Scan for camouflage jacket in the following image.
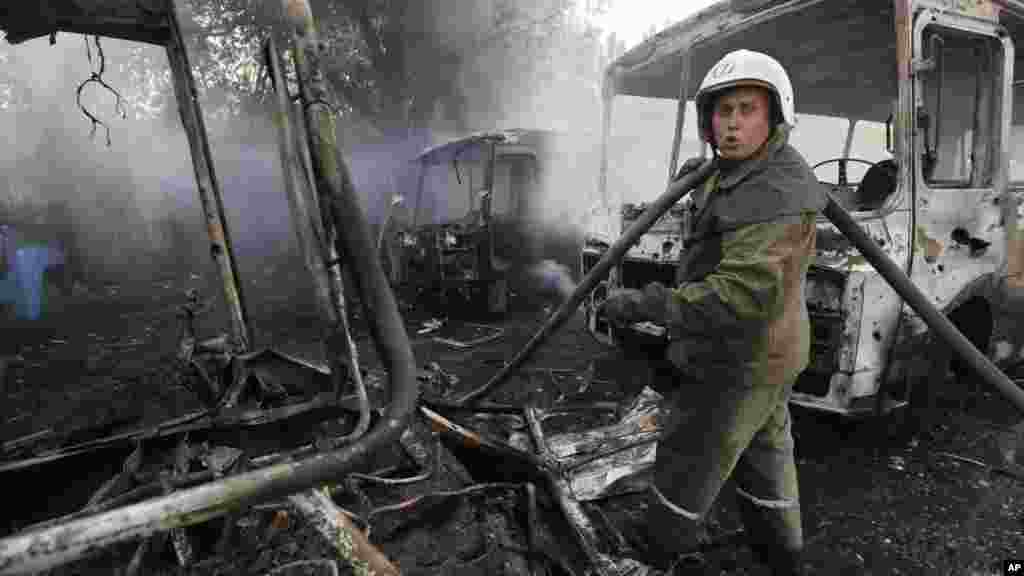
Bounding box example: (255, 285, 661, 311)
(664, 126, 827, 385)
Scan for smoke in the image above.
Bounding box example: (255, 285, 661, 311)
(0, 1, 620, 297)
(426, 2, 619, 237)
(0, 34, 192, 285)
(0, 23, 313, 305)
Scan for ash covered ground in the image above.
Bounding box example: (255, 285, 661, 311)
(2, 265, 1023, 576)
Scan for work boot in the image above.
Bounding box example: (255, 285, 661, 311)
(748, 542, 805, 576)
(737, 496, 805, 576)
(632, 488, 712, 573)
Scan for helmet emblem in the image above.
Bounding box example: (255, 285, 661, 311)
(709, 60, 735, 79)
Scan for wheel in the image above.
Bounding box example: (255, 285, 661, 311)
(905, 298, 993, 437)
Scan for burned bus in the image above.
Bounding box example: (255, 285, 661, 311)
(584, 0, 1024, 417)
(384, 129, 582, 317)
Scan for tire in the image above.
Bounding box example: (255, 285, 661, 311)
(906, 298, 992, 434)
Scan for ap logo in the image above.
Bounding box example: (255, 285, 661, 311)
(1007, 560, 1023, 574)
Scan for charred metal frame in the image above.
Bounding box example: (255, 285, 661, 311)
(165, 2, 252, 351)
(396, 131, 549, 315)
(0, 0, 417, 573)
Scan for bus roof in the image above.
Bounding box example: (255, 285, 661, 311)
(606, 0, 1024, 123)
(414, 129, 555, 165)
(1, 0, 172, 46)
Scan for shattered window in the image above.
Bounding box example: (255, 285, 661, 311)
(1011, 84, 1024, 183)
(492, 160, 513, 217)
(798, 116, 896, 212)
(919, 27, 1000, 187)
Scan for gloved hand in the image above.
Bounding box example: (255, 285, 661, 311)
(598, 288, 649, 328)
(599, 282, 675, 328)
(672, 157, 707, 182)
(640, 281, 672, 321)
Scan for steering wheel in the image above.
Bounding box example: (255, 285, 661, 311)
(811, 157, 877, 189)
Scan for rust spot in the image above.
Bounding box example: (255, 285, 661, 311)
(637, 413, 658, 432)
(461, 432, 482, 449)
(206, 221, 226, 245)
(271, 510, 290, 530)
(916, 226, 943, 263)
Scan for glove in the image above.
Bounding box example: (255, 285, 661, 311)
(640, 282, 672, 321)
(598, 288, 649, 328)
(672, 157, 707, 182)
(599, 282, 677, 328)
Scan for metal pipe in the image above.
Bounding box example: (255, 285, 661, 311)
(267, 33, 369, 437)
(265, 35, 337, 327)
(285, 0, 414, 411)
(164, 2, 252, 350)
(667, 52, 690, 183)
(823, 196, 1024, 414)
(284, 2, 372, 436)
(457, 159, 716, 405)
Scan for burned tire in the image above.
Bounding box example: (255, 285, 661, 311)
(947, 299, 994, 383)
(907, 298, 993, 433)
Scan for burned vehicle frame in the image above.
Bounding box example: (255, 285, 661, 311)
(0, 5, 651, 576)
(0, 1, 420, 574)
(385, 129, 571, 317)
(583, 0, 1024, 418)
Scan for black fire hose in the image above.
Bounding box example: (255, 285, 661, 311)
(822, 196, 1024, 414)
(456, 160, 717, 405)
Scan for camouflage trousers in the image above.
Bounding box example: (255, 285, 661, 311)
(645, 363, 803, 572)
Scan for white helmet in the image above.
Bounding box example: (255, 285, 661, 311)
(695, 49, 795, 144)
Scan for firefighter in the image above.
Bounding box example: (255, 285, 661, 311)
(600, 49, 826, 574)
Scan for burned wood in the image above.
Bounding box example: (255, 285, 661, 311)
(433, 330, 505, 350)
(522, 406, 616, 576)
(522, 482, 539, 576)
(365, 482, 522, 525)
(265, 558, 339, 576)
(583, 501, 632, 555)
(125, 529, 167, 576)
(347, 427, 437, 486)
(423, 395, 620, 415)
(932, 451, 1024, 482)
(75, 35, 127, 147)
(1, 429, 54, 455)
(499, 543, 580, 576)
(419, 406, 547, 474)
(17, 441, 328, 537)
(168, 436, 196, 568)
(288, 488, 400, 576)
(216, 451, 252, 556)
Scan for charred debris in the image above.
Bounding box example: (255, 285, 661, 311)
(0, 2, 673, 576)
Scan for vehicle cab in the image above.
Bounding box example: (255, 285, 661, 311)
(386, 129, 554, 316)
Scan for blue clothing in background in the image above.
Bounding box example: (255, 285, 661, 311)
(0, 243, 63, 321)
(14, 246, 51, 320)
